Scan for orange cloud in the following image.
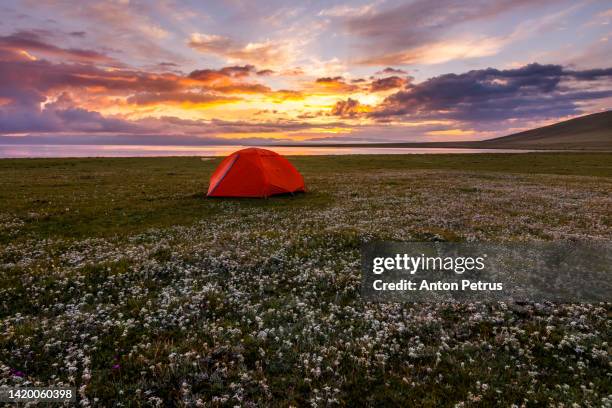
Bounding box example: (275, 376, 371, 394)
(210, 84, 271, 95)
(330, 98, 371, 118)
(126, 92, 240, 107)
(314, 76, 359, 93)
(270, 89, 305, 101)
(188, 33, 292, 68)
(358, 37, 507, 65)
(426, 129, 476, 136)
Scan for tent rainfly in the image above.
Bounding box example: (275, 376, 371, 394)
(207, 148, 306, 198)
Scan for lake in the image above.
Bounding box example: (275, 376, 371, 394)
(0, 144, 539, 158)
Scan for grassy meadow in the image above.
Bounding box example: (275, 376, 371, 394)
(0, 153, 611, 406)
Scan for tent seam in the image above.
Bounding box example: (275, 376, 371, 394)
(208, 154, 239, 196)
(255, 151, 269, 197)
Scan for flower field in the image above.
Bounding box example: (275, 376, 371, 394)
(1, 153, 611, 406)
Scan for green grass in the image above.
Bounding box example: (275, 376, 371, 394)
(1, 153, 610, 242)
(0, 153, 610, 406)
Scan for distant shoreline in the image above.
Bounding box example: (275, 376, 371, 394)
(273, 142, 610, 151)
(277, 111, 612, 151)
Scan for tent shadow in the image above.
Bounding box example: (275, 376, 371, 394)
(205, 191, 307, 200)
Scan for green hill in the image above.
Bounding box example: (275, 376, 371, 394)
(284, 110, 612, 150)
(480, 110, 612, 150)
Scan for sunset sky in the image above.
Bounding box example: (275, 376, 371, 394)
(0, 0, 611, 145)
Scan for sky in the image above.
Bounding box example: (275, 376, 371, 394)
(0, 0, 611, 145)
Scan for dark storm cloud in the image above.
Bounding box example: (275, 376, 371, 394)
(564, 67, 612, 80)
(371, 63, 612, 122)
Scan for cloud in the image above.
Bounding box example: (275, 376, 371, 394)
(268, 89, 304, 101)
(0, 133, 297, 146)
(313, 76, 358, 93)
(370, 76, 408, 92)
(280, 67, 305, 76)
(2, 2, 610, 144)
(0, 90, 347, 138)
(347, 0, 543, 45)
(0, 56, 272, 104)
(256, 69, 275, 76)
(315, 76, 344, 83)
(359, 36, 507, 65)
(150, 62, 181, 73)
(126, 92, 240, 107)
(315, 74, 408, 94)
(217, 65, 256, 77)
(0, 59, 184, 97)
(187, 65, 282, 95)
(26, 1, 183, 64)
(0, 56, 280, 134)
(188, 65, 256, 82)
(0, 30, 116, 63)
(331, 98, 370, 118)
(187, 34, 234, 53)
(376, 67, 407, 75)
(561, 37, 612, 70)
(593, 8, 612, 24)
(318, 3, 376, 18)
(0, 92, 140, 133)
(211, 84, 272, 95)
(371, 63, 612, 124)
(343, 0, 558, 65)
(188, 33, 292, 68)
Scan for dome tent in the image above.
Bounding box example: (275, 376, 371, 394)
(207, 148, 306, 198)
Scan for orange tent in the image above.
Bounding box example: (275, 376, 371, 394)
(207, 148, 306, 197)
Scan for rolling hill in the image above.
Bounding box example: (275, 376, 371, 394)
(477, 110, 612, 150)
(284, 110, 612, 150)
